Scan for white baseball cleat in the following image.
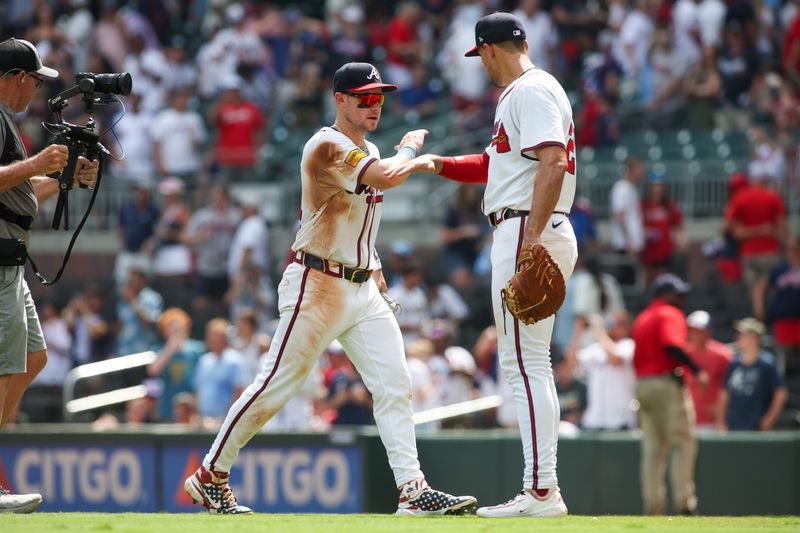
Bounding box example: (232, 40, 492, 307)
(477, 487, 568, 518)
(395, 477, 477, 516)
(0, 487, 42, 514)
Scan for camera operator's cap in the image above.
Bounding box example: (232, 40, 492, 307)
(734, 317, 766, 336)
(0, 38, 58, 79)
(333, 62, 397, 94)
(653, 273, 690, 296)
(465, 12, 526, 57)
(687, 310, 711, 330)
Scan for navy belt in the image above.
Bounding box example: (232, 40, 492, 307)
(487, 209, 569, 228)
(294, 251, 372, 283)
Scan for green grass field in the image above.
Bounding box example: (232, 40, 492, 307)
(4, 514, 800, 533)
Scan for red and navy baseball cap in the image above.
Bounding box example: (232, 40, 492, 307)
(465, 12, 527, 57)
(0, 38, 58, 78)
(333, 62, 397, 93)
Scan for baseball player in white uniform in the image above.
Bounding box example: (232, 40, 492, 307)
(184, 62, 476, 516)
(388, 13, 577, 518)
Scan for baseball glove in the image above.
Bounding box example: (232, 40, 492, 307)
(501, 243, 566, 325)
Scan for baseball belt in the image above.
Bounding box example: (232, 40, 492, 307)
(295, 251, 372, 283)
(487, 209, 570, 228)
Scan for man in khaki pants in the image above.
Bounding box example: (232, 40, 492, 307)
(632, 274, 709, 515)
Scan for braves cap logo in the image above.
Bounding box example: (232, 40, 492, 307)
(368, 66, 379, 81)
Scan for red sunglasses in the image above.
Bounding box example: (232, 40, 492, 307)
(348, 92, 385, 108)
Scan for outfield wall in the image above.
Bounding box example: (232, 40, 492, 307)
(1, 428, 798, 514)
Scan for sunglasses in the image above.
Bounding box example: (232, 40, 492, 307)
(2, 69, 44, 89)
(29, 74, 44, 89)
(348, 92, 384, 108)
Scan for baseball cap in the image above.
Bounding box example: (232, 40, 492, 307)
(734, 317, 766, 336)
(653, 273, 690, 296)
(687, 310, 711, 330)
(465, 12, 527, 57)
(0, 38, 58, 79)
(333, 62, 397, 94)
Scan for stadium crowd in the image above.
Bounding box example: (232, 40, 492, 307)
(0, 0, 797, 433)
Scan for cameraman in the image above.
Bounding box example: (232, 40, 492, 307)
(0, 38, 98, 514)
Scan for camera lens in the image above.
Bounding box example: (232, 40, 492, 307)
(92, 73, 133, 96)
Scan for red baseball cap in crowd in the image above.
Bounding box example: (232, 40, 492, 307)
(0, 38, 58, 78)
(333, 62, 397, 93)
(465, 12, 527, 57)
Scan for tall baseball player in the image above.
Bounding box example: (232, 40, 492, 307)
(388, 13, 577, 517)
(184, 62, 476, 516)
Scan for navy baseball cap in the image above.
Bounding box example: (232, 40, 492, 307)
(0, 38, 58, 78)
(653, 273, 691, 296)
(465, 12, 527, 57)
(333, 62, 397, 94)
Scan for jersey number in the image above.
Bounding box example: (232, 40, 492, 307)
(566, 123, 576, 175)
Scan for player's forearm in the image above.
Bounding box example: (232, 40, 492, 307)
(31, 176, 61, 203)
(524, 161, 566, 244)
(0, 159, 40, 194)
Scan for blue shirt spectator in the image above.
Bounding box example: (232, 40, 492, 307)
(119, 186, 159, 253)
(116, 270, 163, 356)
(192, 319, 247, 419)
(723, 357, 785, 430)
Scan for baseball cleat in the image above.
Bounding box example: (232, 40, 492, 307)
(0, 486, 42, 514)
(184, 465, 252, 515)
(477, 487, 568, 518)
(395, 477, 477, 516)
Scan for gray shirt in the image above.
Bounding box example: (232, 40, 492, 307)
(185, 206, 241, 277)
(0, 101, 37, 245)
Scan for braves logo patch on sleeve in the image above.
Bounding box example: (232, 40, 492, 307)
(345, 148, 369, 167)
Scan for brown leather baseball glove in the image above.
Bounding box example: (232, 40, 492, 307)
(501, 243, 566, 325)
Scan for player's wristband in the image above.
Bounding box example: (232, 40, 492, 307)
(397, 144, 417, 160)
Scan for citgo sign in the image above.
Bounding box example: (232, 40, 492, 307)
(0, 445, 157, 512)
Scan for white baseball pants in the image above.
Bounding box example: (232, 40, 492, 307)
(203, 262, 423, 487)
(491, 212, 578, 490)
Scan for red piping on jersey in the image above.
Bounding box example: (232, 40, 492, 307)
(355, 190, 374, 269)
(520, 141, 566, 162)
(440, 153, 489, 184)
(365, 193, 378, 269)
(512, 215, 539, 489)
(497, 67, 538, 106)
(355, 158, 377, 192)
(209, 266, 311, 470)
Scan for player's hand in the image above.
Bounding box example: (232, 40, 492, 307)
(74, 157, 100, 188)
(33, 144, 69, 175)
(385, 154, 439, 179)
(395, 129, 429, 152)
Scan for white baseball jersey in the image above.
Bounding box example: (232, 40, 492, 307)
(482, 68, 576, 216)
(292, 127, 383, 270)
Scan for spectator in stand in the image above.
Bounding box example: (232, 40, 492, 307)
(748, 127, 787, 187)
(146, 308, 205, 422)
(633, 274, 708, 516)
(231, 308, 271, 383)
(227, 198, 272, 325)
(152, 177, 193, 308)
(183, 185, 241, 322)
(406, 339, 437, 415)
(640, 172, 687, 283)
(21, 301, 72, 423)
(387, 262, 431, 349)
(121, 30, 168, 114)
(683, 310, 734, 432)
(716, 23, 759, 131)
(724, 171, 787, 302)
(425, 269, 469, 329)
(161, 36, 198, 93)
(566, 254, 626, 352)
(64, 287, 113, 364)
(110, 92, 155, 186)
(782, 7, 800, 85)
(643, 26, 693, 129)
(718, 318, 788, 431)
(210, 75, 267, 183)
(610, 157, 645, 259)
(287, 63, 324, 128)
(553, 348, 587, 427)
(672, 0, 703, 67)
(440, 346, 481, 428)
(754, 237, 800, 366)
(325, 341, 373, 426)
(114, 184, 159, 288)
(151, 88, 207, 184)
(513, 0, 559, 73)
(173, 392, 201, 427)
(441, 184, 488, 288)
(396, 63, 439, 118)
(576, 312, 636, 431)
(683, 47, 722, 129)
(611, 0, 656, 81)
(326, 5, 371, 73)
(115, 268, 163, 357)
(697, 0, 727, 49)
(385, 2, 424, 87)
(714, 172, 749, 284)
(193, 319, 248, 421)
(569, 194, 597, 251)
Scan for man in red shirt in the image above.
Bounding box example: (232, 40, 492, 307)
(633, 274, 708, 515)
(724, 174, 787, 294)
(683, 310, 733, 431)
(210, 76, 266, 183)
(385, 2, 423, 87)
